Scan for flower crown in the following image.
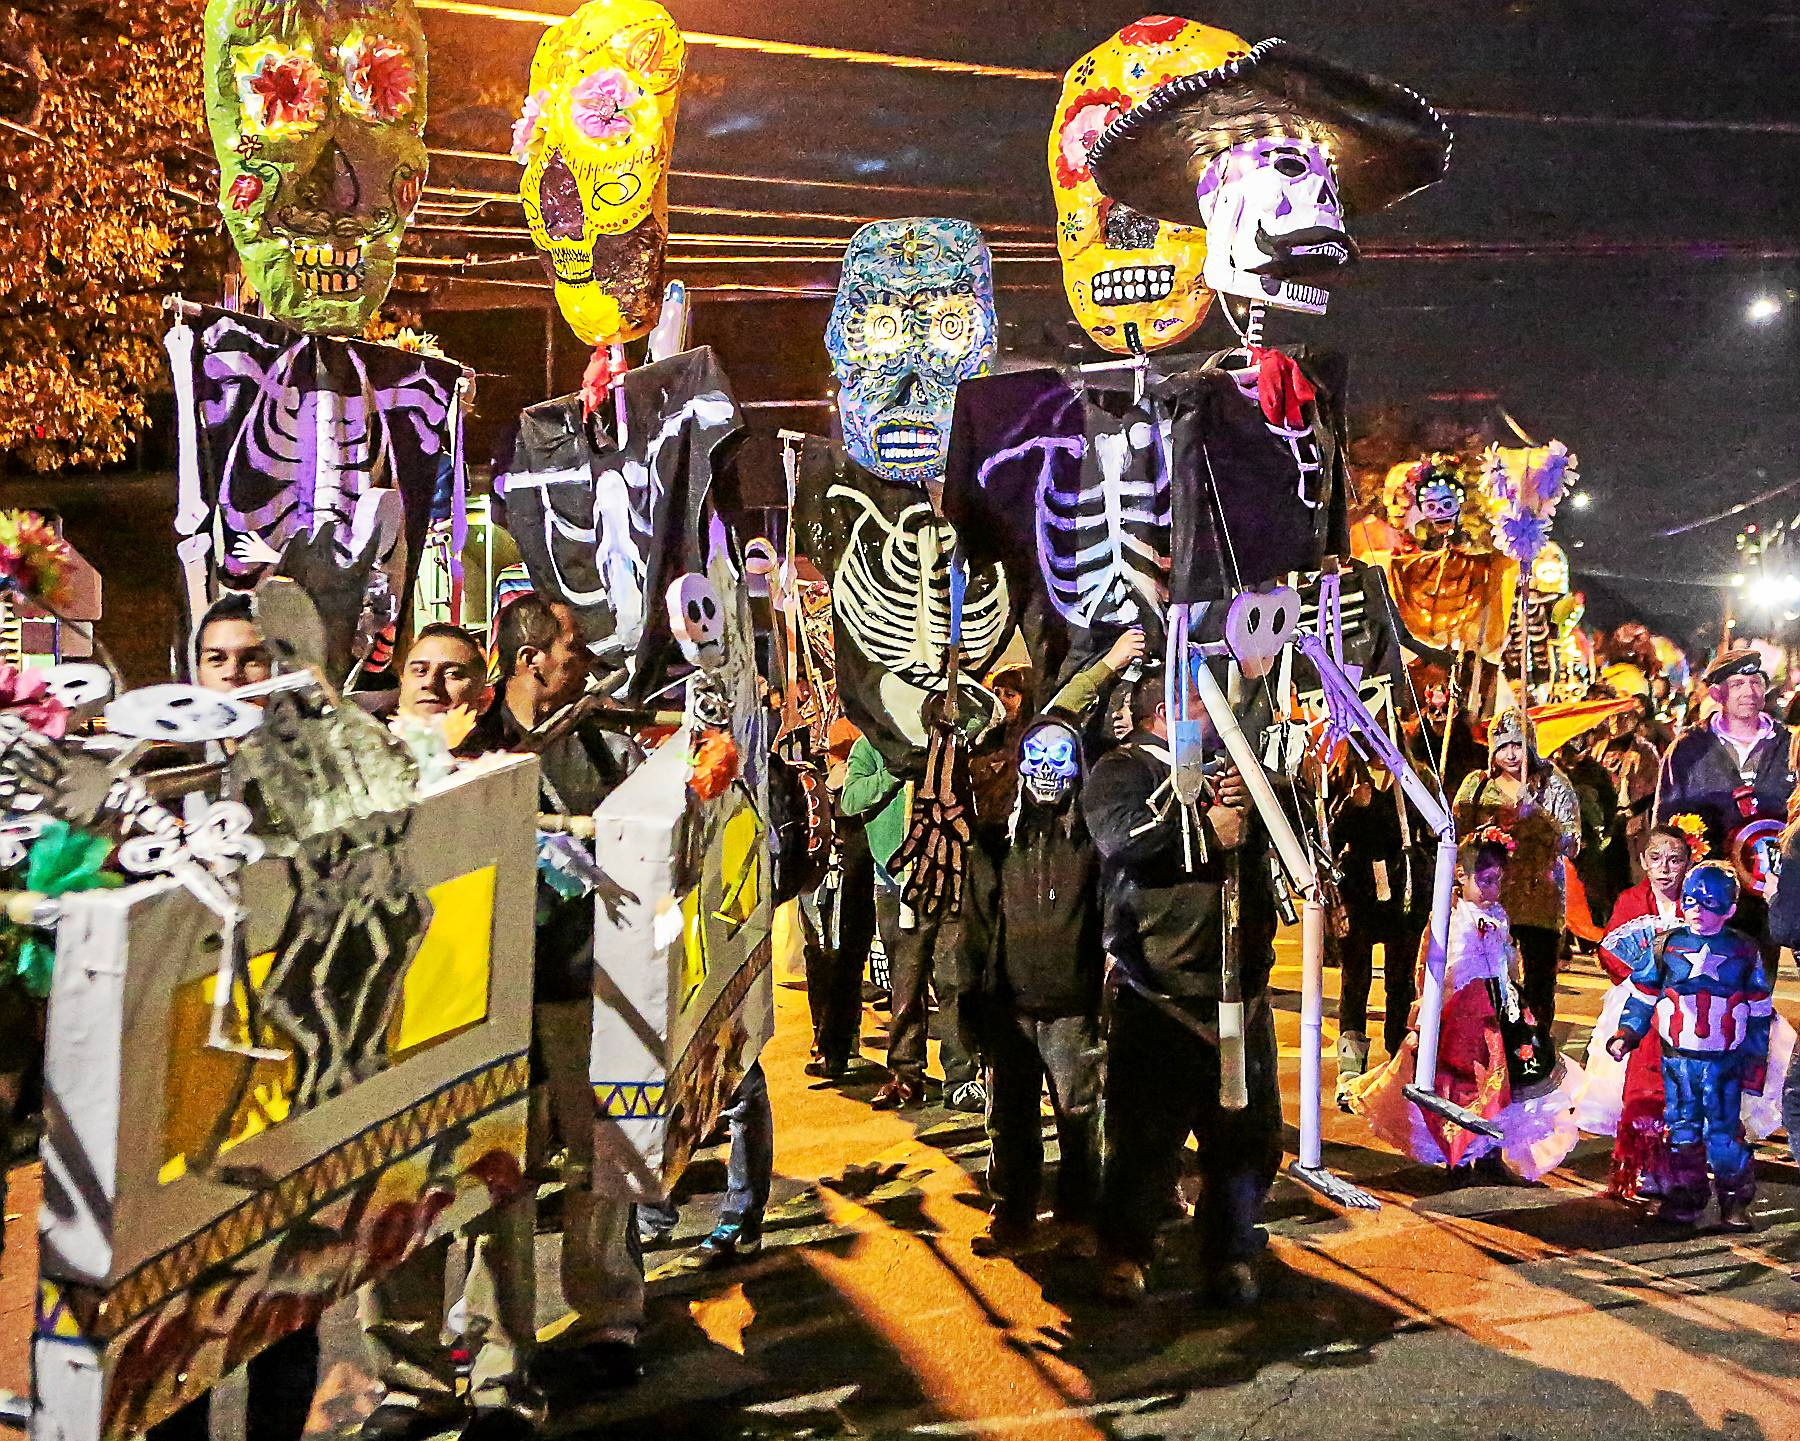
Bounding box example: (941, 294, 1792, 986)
(1668, 812, 1709, 863)
(1466, 824, 1517, 856)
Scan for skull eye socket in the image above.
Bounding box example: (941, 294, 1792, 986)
(857, 304, 906, 355)
(234, 41, 327, 137)
(928, 297, 978, 359)
(339, 33, 419, 125)
(1272, 153, 1309, 179)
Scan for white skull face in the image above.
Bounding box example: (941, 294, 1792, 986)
(1019, 721, 1080, 807)
(104, 685, 263, 744)
(1195, 137, 1353, 315)
(667, 573, 725, 671)
(39, 663, 114, 714)
(1224, 585, 1301, 677)
(1417, 479, 1463, 527)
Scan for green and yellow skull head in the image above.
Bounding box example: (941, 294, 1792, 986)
(514, 0, 686, 347)
(203, 0, 429, 334)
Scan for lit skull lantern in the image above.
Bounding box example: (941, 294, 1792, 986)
(514, 0, 685, 347)
(1049, 17, 1248, 355)
(203, 0, 429, 335)
(1088, 35, 1451, 318)
(825, 219, 996, 485)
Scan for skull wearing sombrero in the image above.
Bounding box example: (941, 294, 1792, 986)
(1088, 37, 1451, 315)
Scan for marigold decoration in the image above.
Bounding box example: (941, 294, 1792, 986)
(0, 664, 70, 740)
(234, 40, 328, 135)
(0, 510, 75, 614)
(1669, 811, 1710, 862)
(688, 728, 740, 801)
(1467, 823, 1518, 856)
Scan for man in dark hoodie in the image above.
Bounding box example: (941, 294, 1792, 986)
(1083, 667, 1279, 1309)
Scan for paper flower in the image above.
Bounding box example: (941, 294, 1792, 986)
(1482, 440, 1578, 562)
(570, 68, 641, 141)
(236, 41, 327, 134)
(0, 510, 74, 614)
(226, 173, 264, 211)
(688, 728, 740, 800)
(580, 341, 628, 417)
(1054, 88, 1129, 188)
(341, 33, 418, 124)
(15, 822, 120, 998)
(1119, 16, 1191, 46)
(0, 665, 68, 739)
(1669, 811, 1710, 862)
(511, 88, 549, 161)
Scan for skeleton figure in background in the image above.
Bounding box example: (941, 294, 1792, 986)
(514, 0, 686, 346)
(826, 219, 997, 485)
(201, 0, 429, 334)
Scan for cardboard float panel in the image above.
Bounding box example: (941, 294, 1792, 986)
(32, 756, 539, 1441)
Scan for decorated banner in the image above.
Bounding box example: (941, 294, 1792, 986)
(587, 534, 773, 1196)
(503, 346, 744, 698)
(202, 0, 429, 335)
(164, 304, 463, 681)
(33, 757, 539, 1441)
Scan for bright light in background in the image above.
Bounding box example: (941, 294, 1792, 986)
(1747, 294, 1784, 324)
(1730, 573, 1746, 588)
(1747, 573, 1800, 609)
(1570, 491, 1592, 511)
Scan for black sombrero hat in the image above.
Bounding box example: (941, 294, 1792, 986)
(1087, 38, 1452, 229)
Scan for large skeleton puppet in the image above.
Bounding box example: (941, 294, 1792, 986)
(1048, 23, 1460, 1209)
(202, 0, 430, 335)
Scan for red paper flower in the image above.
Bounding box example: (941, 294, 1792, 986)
(342, 34, 418, 123)
(0, 510, 73, 614)
(0, 665, 69, 740)
(1053, 87, 1130, 189)
(226, 173, 264, 211)
(1119, 16, 1190, 47)
(239, 43, 326, 133)
(579, 342, 628, 418)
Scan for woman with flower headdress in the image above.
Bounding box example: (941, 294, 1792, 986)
(1347, 828, 1584, 1179)
(1453, 707, 1582, 1052)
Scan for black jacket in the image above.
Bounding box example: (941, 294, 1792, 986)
(1082, 732, 1277, 1021)
(460, 699, 635, 1002)
(1655, 720, 1794, 853)
(963, 799, 1104, 1018)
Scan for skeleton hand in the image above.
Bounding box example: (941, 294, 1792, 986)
(231, 533, 285, 567)
(892, 723, 973, 919)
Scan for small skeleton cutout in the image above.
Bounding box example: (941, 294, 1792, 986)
(668, 572, 726, 671)
(39, 663, 113, 716)
(1224, 585, 1301, 677)
(104, 685, 263, 744)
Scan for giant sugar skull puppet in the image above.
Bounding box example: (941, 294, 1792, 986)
(826, 219, 997, 485)
(514, 0, 685, 347)
(203, 0, 429, 334)
(1050, 17, 1240, 356)
(1087, 31, 1451, 324)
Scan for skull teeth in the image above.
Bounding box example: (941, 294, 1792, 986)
(290, 242, 369, 295)
(1090, 265, 1177, 308)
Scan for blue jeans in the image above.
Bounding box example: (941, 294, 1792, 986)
(721, 1059, 773, 1236)
(1783, 1048, 1800, 1173)
(1663, 1052, 1750, 1179)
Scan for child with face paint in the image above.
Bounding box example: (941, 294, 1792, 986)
(1606, 862, 1773, 1229)
(1348, 829, 1585, 1182)
(959, 630, 1143, 1258)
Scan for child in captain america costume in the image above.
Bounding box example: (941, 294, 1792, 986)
(1606, 861, 1772, 1230)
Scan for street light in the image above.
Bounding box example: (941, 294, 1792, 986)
(1748, 573, 1800, 609)
(1747, 294, 1784, 324)
(1570, 491, 1592, 511)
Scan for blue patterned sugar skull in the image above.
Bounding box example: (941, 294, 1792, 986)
(1019, 717, 1082, 807)
(826, 218, 996, 484)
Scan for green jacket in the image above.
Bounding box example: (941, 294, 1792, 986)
(842, 737, 908, 875)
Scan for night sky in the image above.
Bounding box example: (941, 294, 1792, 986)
(407, 1, 1800, 650)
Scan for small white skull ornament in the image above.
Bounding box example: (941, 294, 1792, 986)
(104, 685, 264, 744)
(667, 573, 726, 672)
(1224, 585, 1301, 677)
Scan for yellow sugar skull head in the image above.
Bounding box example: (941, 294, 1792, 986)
(515, 0, 685, 346)
(1050, 17, 1247, 355)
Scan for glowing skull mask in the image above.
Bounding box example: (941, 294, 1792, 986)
(1051, 17, 1245, 355)
(203, 0, 429, 335)
(515, 0, 685, 346)
(1195, 136, 1354, 315)
(1019, 720, 1081, 807)
(826, 219, 996, 485)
